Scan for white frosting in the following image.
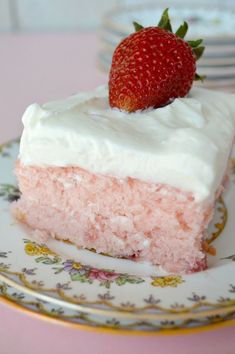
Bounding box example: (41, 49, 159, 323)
(19, 86, 235, 202)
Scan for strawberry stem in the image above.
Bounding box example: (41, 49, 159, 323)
(157, 8, 172, 32)
(175, 21, 188, 39)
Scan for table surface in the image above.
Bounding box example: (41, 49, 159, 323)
(0, 33, 235, 354)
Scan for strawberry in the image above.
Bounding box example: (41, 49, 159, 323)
(109, 9, 205, 112)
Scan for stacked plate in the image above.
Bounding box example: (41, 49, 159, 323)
(99, 1, 235, 91)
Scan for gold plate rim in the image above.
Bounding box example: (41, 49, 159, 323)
(1, 294, 235, 336)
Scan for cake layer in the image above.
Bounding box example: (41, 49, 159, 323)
(13, 161, 217, 274)
(19, 86, 235, 202)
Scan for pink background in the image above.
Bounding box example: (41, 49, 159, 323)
(0, 33, 235, 354)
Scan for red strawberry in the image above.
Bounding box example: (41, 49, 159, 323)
(109, 9, 205, 112)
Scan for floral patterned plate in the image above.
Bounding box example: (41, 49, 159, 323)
(0, 139, 235, 334)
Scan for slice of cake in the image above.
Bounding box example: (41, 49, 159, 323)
(14, 85, 235, 273)
(13, 10, 235, 273)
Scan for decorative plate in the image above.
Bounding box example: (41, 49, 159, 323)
(102, 3, 235, 40)
(0, 139, 235, 334)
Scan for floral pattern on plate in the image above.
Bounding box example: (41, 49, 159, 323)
(24, 239, 144, 289)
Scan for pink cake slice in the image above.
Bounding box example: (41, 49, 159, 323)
(13, 86, 235, 274)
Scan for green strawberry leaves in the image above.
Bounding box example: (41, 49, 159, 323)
(193, 46, 205, 60)
(157, 8, 173, 32)
(175, 21, 188, 38)
(187, 39, 203, 47)
(194, 73, 206, 82)
(133, 21, 143, 32)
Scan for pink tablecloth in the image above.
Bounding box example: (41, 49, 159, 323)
(0, 33, 235, 354)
